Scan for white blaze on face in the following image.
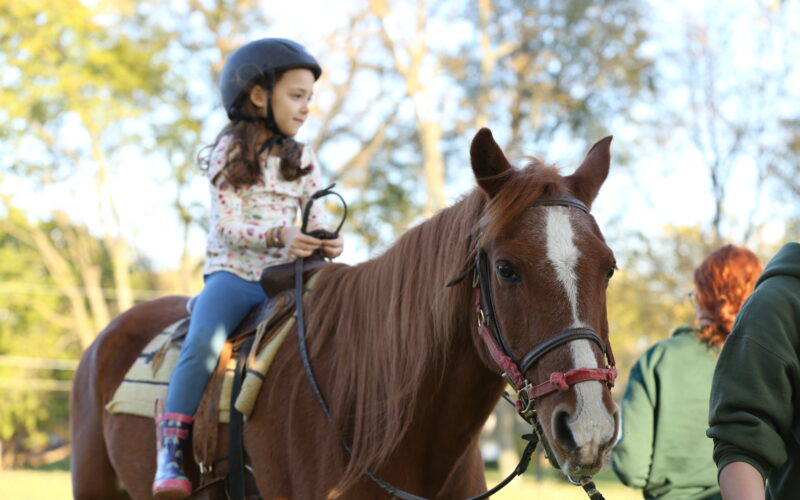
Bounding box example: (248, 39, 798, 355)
(544, 208, 614, 461)
(544, 208, 581, 326)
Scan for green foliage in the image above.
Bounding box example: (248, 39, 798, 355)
(450, 0, 656, 150)
(0, 217, 68, 356)
(605, 224, 767, 391)
(0, 0, 171, 179)
(0, 0, 266, 463)
(0, 215, 74, 462)
(0, 211, 158, 463)
(317, 0, 656, 252)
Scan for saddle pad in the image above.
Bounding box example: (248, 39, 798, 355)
(105, 316, 293, 422)
(105, 319, 238, 422)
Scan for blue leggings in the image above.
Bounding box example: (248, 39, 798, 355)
(165, 271, 267, 416)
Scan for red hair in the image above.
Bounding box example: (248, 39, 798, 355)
(693, 244, 762, 348)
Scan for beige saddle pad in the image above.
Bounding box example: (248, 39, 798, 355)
(105, 314, 294, 422)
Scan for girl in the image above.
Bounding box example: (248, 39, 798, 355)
(153, 38, 344, 498)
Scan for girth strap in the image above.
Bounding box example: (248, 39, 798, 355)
(228, 335, 254, 500)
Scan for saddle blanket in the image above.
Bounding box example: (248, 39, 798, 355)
(105, 313, 294, 422)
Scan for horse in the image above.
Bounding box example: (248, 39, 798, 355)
(70, 127, 619, 499)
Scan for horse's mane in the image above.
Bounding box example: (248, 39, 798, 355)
(307, 158, 566, 490)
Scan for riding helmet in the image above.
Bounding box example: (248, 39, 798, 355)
(219, 38, 321, 120)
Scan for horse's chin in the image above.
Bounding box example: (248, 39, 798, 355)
(541, 388, 618, 479)
(558, 453, 605, 478)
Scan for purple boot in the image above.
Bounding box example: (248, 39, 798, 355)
(153, 408, 194, 498)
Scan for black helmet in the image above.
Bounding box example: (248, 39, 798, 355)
(219, 38, 321, 119)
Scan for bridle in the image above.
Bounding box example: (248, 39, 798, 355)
(452, 195, 617, 498)
(472, 196, 617, 427)
(288, 191, 615, 500)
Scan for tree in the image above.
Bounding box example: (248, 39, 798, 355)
(453, 0, 656, 153)
(0, 0, 173, 348)
(0, 210, 150, 467)
(0, 0, 267, 349)
(309, 0, 656, 252)
(646, 1, 800, 244)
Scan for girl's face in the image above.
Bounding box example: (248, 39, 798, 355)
(250, 68, 315, 137)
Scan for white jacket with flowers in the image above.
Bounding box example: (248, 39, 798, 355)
(203, 135, 328, 281)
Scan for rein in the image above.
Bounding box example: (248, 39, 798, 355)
(290, 189, 613, 500)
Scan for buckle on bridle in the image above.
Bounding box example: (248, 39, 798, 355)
(476, 309, 486, 326)
(502, 373, 537, 423)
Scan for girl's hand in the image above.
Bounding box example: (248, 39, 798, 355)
(281, 226, 322, 258)
(321, 235, 344, 259)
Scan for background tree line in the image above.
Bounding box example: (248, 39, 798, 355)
(0, 0, 798, 469)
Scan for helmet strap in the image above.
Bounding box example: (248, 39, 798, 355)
(227, 109, 269, 124)
(230, 81, 289, 156)
(258, 94, 287, 155)
(258, 133, 285, 156)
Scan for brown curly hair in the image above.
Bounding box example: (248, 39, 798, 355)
(201, 72, 310, 189)
(693, 244, 763, 348)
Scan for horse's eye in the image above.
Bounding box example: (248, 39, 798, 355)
(495, 261, 520, 282)
(605, 264, 617, 281)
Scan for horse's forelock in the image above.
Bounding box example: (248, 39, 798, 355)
(480, 161, 566, 243)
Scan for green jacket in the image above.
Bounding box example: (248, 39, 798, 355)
(613, 326, 722, 500)
(708, 242, 800, 500)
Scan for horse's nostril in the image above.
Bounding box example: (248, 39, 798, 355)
(554, 410, 577, 452)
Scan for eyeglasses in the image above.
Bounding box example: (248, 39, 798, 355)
(687, 289, 698, 307)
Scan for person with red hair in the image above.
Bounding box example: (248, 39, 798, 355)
(612, 244, 763, 500)
(708, 242, 800, 499)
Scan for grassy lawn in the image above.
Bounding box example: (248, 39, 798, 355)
(0, 462, 641, 499)
(486, 468, 641, 499)
(0, 468, 72, 500)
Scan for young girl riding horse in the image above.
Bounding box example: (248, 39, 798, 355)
(153, 38, 344, 498)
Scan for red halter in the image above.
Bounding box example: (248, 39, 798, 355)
(470, 195, 617, 421)
(473, 290, 617, 417)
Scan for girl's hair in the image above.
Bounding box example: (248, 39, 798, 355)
(200, 71, 311, 189)
(693, 244, 763, 348)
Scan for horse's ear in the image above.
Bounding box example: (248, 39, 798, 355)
(470, 127, 512, 198)
(566, 136, 612, 208)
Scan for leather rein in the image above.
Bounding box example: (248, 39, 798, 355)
(291, 190, 614, 500)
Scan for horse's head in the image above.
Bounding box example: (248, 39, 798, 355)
(469, 128, 618, 479)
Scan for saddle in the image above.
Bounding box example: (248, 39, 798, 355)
(185, 255, 328, 495)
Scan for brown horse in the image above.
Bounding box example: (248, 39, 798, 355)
(71, 128, 619, 499)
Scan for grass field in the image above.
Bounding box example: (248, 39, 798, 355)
(0, 462, 641, 499)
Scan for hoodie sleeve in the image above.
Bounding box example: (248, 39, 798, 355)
(707, 277, 800, 481)
(612, 346, 658, 488)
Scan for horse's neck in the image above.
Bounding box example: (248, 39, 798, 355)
(377, 196, 506, 479)
(387, 318, 506, 488)
(307, 193, 504, 490)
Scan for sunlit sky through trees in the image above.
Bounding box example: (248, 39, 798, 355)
(2, 0, 798, 268)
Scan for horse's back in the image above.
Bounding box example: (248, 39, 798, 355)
(71, 295, 188, 500)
